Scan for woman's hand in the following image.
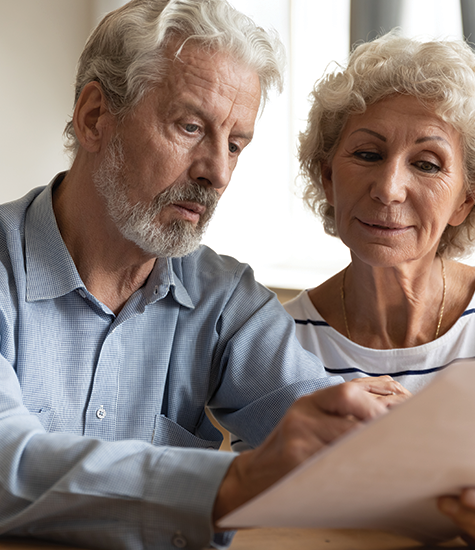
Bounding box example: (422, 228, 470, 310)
(438, 489, 475, 545)
(348, 375, 412, 408)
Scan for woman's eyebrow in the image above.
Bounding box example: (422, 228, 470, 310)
(415, 135, 449, 145)
(349, 129, 451, 147)
(349, 128, 386, 141)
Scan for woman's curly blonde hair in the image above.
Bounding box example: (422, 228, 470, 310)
(299, 32, 475, 258)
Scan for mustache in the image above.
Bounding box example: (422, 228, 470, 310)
(152, 180, 219, 213)
(97, 133, 220, 212)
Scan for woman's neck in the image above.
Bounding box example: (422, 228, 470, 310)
(309, 256, 475, 349)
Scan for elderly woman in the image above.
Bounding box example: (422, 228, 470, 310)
(283, 33, 475, 538)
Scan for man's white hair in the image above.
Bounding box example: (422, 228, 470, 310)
(64, 0, 285, 157)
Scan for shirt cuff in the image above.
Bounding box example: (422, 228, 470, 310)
(142, 447, 238, 549)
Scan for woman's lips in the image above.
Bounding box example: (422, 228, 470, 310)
(357, 218, 411, 234)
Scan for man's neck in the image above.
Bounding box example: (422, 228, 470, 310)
(52, 165, 157, 315)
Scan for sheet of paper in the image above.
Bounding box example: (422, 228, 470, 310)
(220, 359, 475, 543)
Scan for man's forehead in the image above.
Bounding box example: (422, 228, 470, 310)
(162, 39, 261, 105)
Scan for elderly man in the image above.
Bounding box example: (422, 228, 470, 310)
(0, 1, 405, 548)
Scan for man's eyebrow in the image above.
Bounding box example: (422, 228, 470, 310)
(179, 101, 210, 120)
(178, 101, 254, 141)
(233, 130, 254, 142)
(349, 128, 386, 141)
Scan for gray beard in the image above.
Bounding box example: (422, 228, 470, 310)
(92, 135, 219, 258)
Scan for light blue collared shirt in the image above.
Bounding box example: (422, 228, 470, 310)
(0, 175, 341, 549)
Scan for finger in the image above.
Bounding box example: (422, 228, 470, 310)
(279, 396, 362, 450)
(303, 412, 362, 446)
(461, 488, 475, 509)
(349, 376, 412, 397)
(438, 496, 475, 538)
(376, 392, 411, 409)
(311, 382, 389, 422)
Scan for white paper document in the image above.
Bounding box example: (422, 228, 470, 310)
(219, 359, 475, 542)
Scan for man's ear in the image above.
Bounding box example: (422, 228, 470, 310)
(72, 82, 113, 153)
(321, 162, 334, 206)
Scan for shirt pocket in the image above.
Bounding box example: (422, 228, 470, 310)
(30, 407, 56, 431)
(151, 414, 222, 450)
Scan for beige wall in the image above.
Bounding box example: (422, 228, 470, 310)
(0, 1, 106, 202)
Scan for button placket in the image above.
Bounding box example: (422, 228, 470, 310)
(83, 324, 122, 439)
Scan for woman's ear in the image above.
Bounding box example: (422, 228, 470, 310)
(448, 191, 475, 227)
(321, 162, 334, 206)
(72, 82, 113, 153)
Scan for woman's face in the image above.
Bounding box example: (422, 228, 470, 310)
(322, 94, 474, 267)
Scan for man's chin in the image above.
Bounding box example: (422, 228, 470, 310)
(133, 232, 203, 259)
(118, 213, 209, 258)
(162, 240, 202, 259)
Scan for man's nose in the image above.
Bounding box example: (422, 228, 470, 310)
(189, 139, 232, 194)
(369, 159, 407, 205)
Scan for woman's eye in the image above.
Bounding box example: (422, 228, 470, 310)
(184, 123, 199, 133)
(415, 160, 440, 173)
(354, 151, 381, 162)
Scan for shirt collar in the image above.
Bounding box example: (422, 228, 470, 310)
(25, 173, 194, 310)
(142, 257, 195, 310)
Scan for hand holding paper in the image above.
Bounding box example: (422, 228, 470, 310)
(219, 360, 475, 544)
(213, 375, 408, 528)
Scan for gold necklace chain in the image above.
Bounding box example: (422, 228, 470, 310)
(340, 266, 352, 341)
(435, 256, 446, 340)
(340, 257, 446, 344)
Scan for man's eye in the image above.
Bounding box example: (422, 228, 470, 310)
(229, 143, 239, 154)
(354, 151, 381, 162)
(415, 160, 440, 173)
(184, 124, 199, 133)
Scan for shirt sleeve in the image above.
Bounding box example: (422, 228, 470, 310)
(207, 263, 343, 449)
(0, 241, 341, 549)
(0, 355, 236, 549)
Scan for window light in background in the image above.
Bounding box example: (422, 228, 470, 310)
(203, 0, 472, 292)
(0, 0, 471, 293)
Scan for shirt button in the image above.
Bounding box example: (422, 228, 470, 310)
(78, 289, 86, 299)
(96, 406, 106, 420)
(171, 532, 187, 548)
(153, 286, 159, 295)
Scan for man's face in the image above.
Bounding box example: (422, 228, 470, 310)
(92, 42, 261, 258)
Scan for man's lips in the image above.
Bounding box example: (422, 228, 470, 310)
(170, 201, 206, 223)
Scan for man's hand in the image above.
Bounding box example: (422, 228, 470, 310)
(439, 489, 475, 545)
(213, 378, 410, 527)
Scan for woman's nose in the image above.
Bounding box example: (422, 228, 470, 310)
(369, 160, 407, 205)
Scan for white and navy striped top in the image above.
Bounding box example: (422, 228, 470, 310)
(284, 289, 475, 393)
